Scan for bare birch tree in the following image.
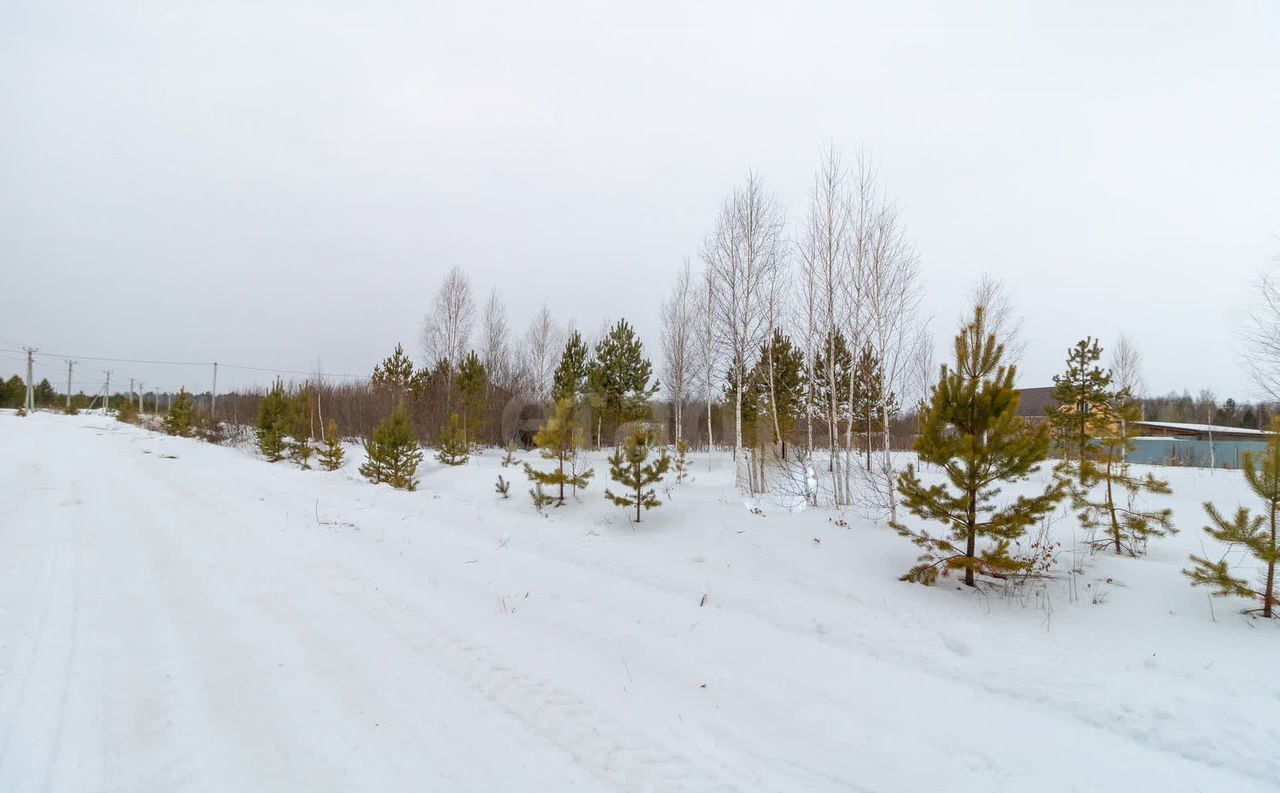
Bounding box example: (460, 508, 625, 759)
(851, 156, 926, 521)
(481, 288, 513, 390)
(905, 322, 936, 421)
(798, 146, 855, 504)
(522, 304, 561, 401)
(661, 258, 701, 443)
(747, 256, 793, 492)
(696, 262, 719, 450)
(762, 261, 789, 451)
(840, 155, 878, 481)
(1245, 269, 1280, 401)
(968, 274, 1027, 368)
(702, 172, 786, 469)
(1109, 333, 1146, 399)
(797, 241, 820, 462)
(421, 265, 475, 369)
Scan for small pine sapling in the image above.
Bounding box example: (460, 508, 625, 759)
(1184, 419, 1280, 618)
(370, 343, 422, 398)
(528, 482, 555, 513)
(256, 379, 290, 462)
(436, 413, 470, 466)
(1047, 337, 1112, 481)
(285, 390, 314, 469)
(605, 429, 672, 523)
(115, 398, 137, 424)
(319, 418, 345, 471)
(495, 475, 511, 498)
(291, 438, 313, 469)
(455, 351, 488, 447)
(163, 387, 195, 437)
(501, 440, 519, 467)
(523, 398, 594, 506)
(850, 342, 896, 470)
(1073, 392, 1175, 555)
(673, 439, 691, 484)
(359, 410, 423, 490)
(893, 308, 1068, 587)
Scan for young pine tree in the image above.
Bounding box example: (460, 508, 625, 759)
(360, 410, 423, 490)
(552, 331, 591, 404)
(753, 329, 807, 460)
(1184, 419, 1280, 618)
(371, 343, 421, 394)
(34, 378, 55, 407)
(723, 363, 762, 443)
(435, 412, 470, 465)
(255, 380, 290, 462)
(371, 343, 424, 418)
(455, 351, 488, 447)
(319, 418, 345, 471)
(810, 330, 852, 430)
(163, 387, 195, 437)
(285, 388, 314, 469)
(605, 429, 672, 523)
(588, 319, 659, 445)
(522, 398, 594, 506)
(1048, 337, 1112, 478)
(893, 307, 1068, 587)
(1073, 390, 1175, 555)
(852, 344, 898, 471)
(1, 375, 23, 409)
(116, 395, 138, 424)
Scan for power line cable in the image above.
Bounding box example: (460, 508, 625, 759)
(0, 348, 372, 381)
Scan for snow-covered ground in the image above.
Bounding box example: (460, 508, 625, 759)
(1, 411, 1277, 793)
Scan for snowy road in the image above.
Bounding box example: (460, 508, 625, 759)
(1, 414, 1277, 792)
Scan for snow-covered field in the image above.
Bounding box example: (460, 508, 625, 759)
(1, 411, 1277, 793)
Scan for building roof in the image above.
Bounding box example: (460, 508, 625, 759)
(1015, 386, 1055, 418)
(1131, 421, 1270, 437)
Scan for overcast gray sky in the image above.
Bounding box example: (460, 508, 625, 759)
(3, 0, 1277, 397)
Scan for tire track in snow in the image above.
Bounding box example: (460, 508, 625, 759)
(477, 522, 1280, 788)
(143, 458, 764, 793)
(0, 471, 81, 793)
(297, 553, 753, 793)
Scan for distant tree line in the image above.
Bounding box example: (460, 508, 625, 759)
(1139, 391, 1277, 430)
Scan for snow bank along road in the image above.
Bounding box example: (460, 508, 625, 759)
(1, 413, 1277, 792)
